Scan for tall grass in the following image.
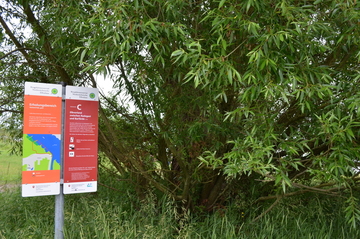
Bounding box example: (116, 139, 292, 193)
(0, 144, 359, 238)
(241, 196, 360, 239)
(0, 187, 54, 239)
(1, 182, 359, 239)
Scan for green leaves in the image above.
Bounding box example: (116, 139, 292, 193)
(345, 195, 360, 229)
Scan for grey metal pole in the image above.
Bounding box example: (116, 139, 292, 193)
(54, 184, 64, 239)
(54, 82, 66, 239)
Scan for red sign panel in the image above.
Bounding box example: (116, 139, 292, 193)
(63, 86, 99, 194)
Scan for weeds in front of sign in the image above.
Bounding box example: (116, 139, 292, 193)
(1, 133, 359, 237)
(0, 150, 359, 239)
(1, 183, 360, 239)
(1, 164, 359, 238)
(0, 188, 54, 239)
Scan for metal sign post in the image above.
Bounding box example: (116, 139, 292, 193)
(54, 184, 64, 239)
(54, 82, 66, 239)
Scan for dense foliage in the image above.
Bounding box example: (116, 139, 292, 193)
(1, 0, 360, 224)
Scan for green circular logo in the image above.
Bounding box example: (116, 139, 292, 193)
(89, 93, 96, 99)
(51, 88, 58, 94)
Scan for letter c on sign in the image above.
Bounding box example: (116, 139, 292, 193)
(77, 104, 82, 110)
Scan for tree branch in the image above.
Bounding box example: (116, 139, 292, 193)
(21, 2, 73, 84)
(0, 47, 46, 60)
(116, 61, 156, 136)
(0, 13, 48, 82)
(252, 196, 282, 222)
(256, 178, 360, 203)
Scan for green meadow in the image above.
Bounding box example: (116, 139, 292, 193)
(0, 141, 21, 187)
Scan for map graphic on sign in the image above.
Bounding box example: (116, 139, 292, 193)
(22, 134, 61, 171)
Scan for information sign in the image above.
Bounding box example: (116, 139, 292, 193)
(22, 82, 62, 197)
(63, 86, 99, 194)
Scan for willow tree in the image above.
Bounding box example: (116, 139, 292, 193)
(1, 0, 360, 223)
